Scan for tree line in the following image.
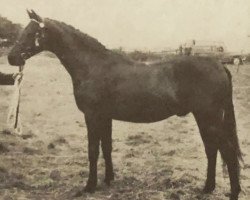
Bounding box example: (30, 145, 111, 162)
(0, 15, 22, 47)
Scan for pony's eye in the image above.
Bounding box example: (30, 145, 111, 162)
(27, 33, 34, 37)
(26, 46, 32, 51)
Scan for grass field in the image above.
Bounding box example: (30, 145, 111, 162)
(0, 54, 249, 200)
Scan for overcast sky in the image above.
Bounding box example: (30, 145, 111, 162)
(1, 0, 250, 52)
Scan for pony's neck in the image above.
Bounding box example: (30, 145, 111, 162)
(45, 19, 109, 78)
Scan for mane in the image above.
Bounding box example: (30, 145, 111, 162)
(46, 18, 107, 53)
(44, 18, 135, 64)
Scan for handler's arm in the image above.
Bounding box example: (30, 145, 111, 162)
(0, 72, 15, 85)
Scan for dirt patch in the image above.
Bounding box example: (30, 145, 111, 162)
(126, 132, 153, 146)
(0, 142, 9, 153)
(23, 147, 41, 155)
(21, 131, 35, 140)
(50, 169, 61, 181)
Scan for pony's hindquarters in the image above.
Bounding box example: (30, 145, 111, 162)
(193, 67, 241, 200)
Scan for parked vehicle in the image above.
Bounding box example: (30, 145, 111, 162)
(178, 40, 244, 65)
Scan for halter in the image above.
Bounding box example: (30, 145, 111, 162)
(31, 18, 45, 28)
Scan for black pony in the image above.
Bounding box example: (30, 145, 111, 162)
(8, 10, 242, 200)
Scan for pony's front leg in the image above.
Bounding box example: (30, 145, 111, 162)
(100, 118, 114, 185)
(84, 112, 103, 193)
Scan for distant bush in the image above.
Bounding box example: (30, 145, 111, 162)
(0, 15, 22, 47)
(128, 51, 161, 62)
(244, 54, 250, 63)
(0, 47, 10, 57)
(112, 47, 127, 57)
(112, 48, 163, 62)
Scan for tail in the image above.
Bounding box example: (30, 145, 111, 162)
(221, 67, 243, 173)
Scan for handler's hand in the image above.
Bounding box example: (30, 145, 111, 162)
(13, 72, 23, 84)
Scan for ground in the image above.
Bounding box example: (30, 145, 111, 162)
(0, 54, 249, 200)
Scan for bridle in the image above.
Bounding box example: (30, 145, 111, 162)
(16, 19, 46, 61)
(31, 18, 45, 28)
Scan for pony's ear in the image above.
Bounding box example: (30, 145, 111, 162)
(26, 9, 33, 19)
(27, 9, 43, 22)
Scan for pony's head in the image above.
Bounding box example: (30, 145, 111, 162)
(8, 10, 49, 66)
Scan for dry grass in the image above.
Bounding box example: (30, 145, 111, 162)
(0, 55, 249, 199)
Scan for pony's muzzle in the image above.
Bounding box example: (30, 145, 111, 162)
(8, 54, 25, 66)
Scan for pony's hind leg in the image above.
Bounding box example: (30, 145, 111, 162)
(194, 104, 241, 200)
(218, 102, 241, 200)
(219, 140, 241, 200)
(100, 118, 114, 185)
(193, 111, 219, 193)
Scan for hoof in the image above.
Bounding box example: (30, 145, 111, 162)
(84, 181, 96, 193)
(104, 173, 114, 186)
(203, 184, 215, 194)
(227, 185, 241, 200)
(228, 192, 239, 200)
(229, 195, 238, 200)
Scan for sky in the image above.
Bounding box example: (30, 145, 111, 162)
(0, 0, 250, 52)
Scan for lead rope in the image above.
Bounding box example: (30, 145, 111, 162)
(7, 65, 24, 135)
